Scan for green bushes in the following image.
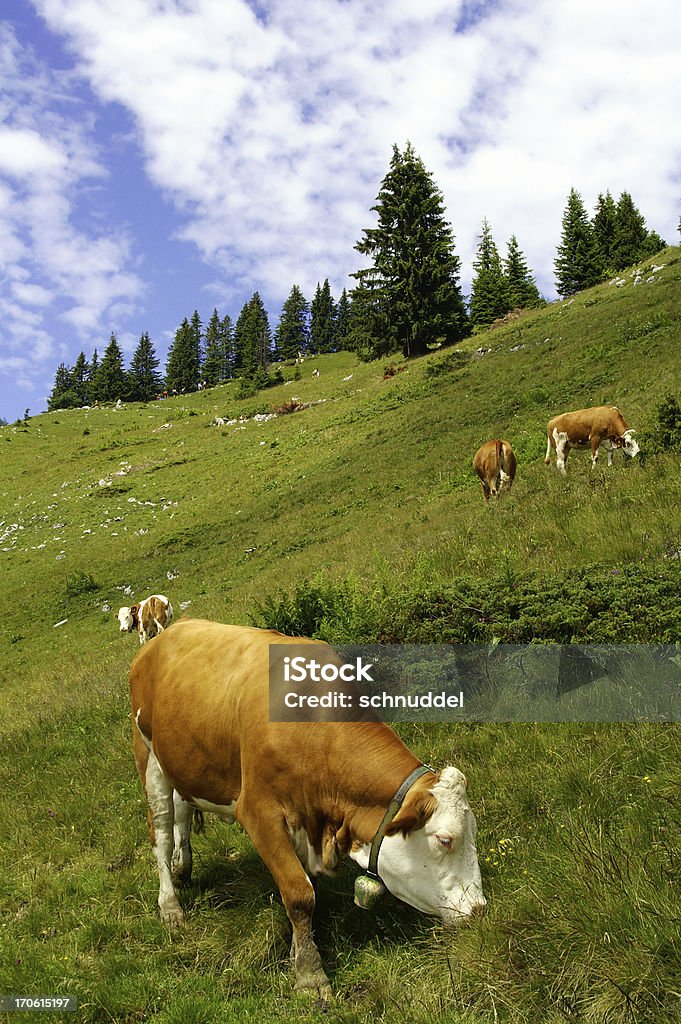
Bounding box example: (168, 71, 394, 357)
(252, 558, 681, 644)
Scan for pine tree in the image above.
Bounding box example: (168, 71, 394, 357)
(335, 288, 352, 351)
(89, 349, 100, 400)
(128, 332, 162, 402)
(190, 310, 203, 387)
(554, 188, 604, 296)
(310, 280, 336, 354)
(353, 142, 467, 359)
(504, 235, 544, 310)
(275, 286, 310, 361)
(592, 191, 618, 272)
(203, 309, 224, 387)
(469, 219, 511, 329)
(47, 363, 80, 410)
(220, 314, 235, 379)
(345, 282, 392, 358)
(611, 192, 648, 270)
(165, 318, 199, 393)
(234, 293, 272, 381)
(94, 333, 127, 402)
(71, 352, 91, 405)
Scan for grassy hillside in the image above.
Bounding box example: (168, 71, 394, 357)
(1, 249, 680, 1022)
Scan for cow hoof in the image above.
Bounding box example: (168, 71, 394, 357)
(160, 906, 185, 928)
(294, 973, 332, 1002)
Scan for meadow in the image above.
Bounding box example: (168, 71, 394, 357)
(1, 251, 680, 1022)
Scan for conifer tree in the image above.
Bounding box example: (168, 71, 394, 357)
(353, 142, 467, 359)
(71, 352, 91, 405)
(234, 293, 272, 381)
(610, 191, 660, 270)
(469, 219, 511, 329)
(504, 235, 544, 310)
(335, 288, 351, 351)
(165, 318, 199, 393)
(592, 191, 618, 272)
(554, 188, 603, 296)
(47, 363, 80, 410)
(190, 310, 203, 386)
(128, 332, 162, 401)
(220, 314, 235, 379)
(275, 286, 310, 361)
(94, 333, 127, 402)
(310, 279, 336, 354)
(203, 309, 224, 386)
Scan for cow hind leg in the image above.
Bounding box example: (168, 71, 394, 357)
(171, 791, 194, 887)
(237, 798, 331, 1000)
(144, 752, 185, 927)
(479, 480, 491, 502)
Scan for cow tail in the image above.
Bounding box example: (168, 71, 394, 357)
(496, 439, 504, 469)
(544, 433, 552, 465)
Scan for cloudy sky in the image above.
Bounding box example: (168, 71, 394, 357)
(1, 0, 679, 421)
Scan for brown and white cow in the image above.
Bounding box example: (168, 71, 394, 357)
(473, 439, 517, 502)
(545, 405, 640, 475)
(130, 620, 486, 998)
(118, 594, 173, 644)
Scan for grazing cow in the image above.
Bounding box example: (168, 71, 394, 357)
(130, 620, 486, 998)
(473, 439, 517, 502)
(545, 405, 640, 475)
(118, 594, 173, 645)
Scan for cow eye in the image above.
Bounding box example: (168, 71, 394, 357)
(435, 834, 452, 850)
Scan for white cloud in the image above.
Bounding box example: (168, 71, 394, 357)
(1, 0, 679, 420)
(29, 0, 680, 314)
(0, 22, 144, 408)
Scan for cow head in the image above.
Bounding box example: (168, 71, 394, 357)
(621, 429, 640, 459)
(118, 606, 135, 632)
(371, 767, 486, 923)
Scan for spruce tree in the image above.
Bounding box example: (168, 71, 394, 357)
(611, 192, 652, 270)
(504, 235, 544, 310)
(128, 332, 162, 401)
(234, 293, 272, 381)
(220, 314, 235, 379)
(469, 219, 511, 329)
(203, 308, 224, 386)
(353, 142, 467, 359)
(71, 352, 91, 405)
(592, 191, 618, 272)
(165, 318, 199, 393)
(554, 188, 603, 296)
(94, 333, 127, 402)
(47, 363, 80, 410)
(335, 288, 351, 351)
(310, 280, 336, 354)
(275, 286, 310, 361)
(190, 310, 203, 386)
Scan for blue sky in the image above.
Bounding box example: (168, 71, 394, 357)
(1, 0, 679, 422)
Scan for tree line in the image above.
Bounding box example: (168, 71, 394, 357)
(46, 143, 667, 411)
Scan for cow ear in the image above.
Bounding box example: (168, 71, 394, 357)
(384, 791, 436, 838)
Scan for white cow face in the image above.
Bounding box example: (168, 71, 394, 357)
(622, 430, 640, 459)
(371, 767, 486, 923)
(118, 606, 134, 632)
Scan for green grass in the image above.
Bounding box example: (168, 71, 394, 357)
(1, 250, 680, 1022)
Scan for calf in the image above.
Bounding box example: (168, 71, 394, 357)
(118, 594, 173, 645)
(473, 439, 517, 502)
(545, 405, 640, 475)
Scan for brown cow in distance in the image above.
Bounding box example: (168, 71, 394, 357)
(473, 439, 517, 502)
(545, 405, 640, 475)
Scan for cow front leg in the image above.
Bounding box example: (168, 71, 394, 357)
(145, 752, 185, 926)
(171, 791, 194, 887)
(237, 800, 331, 1000)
